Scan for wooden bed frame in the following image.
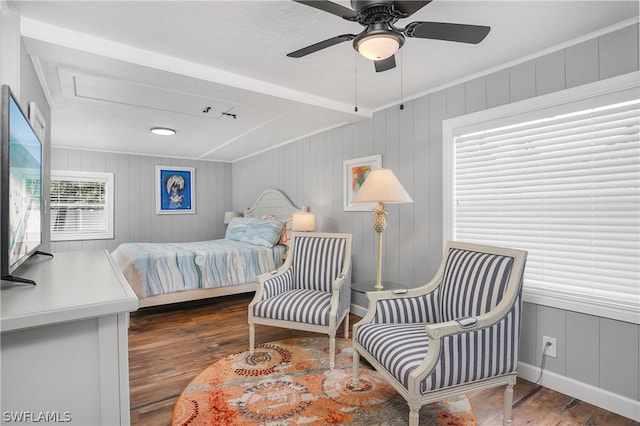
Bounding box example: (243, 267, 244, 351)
(136, 189, 302, 308)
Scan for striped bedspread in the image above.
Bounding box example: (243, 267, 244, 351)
(111, 239, 284, 299)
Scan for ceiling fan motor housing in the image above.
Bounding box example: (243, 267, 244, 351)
(350, 0, 396, 15)
(350, 0, 405, 24)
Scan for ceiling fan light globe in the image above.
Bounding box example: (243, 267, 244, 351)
(356, 34, 400, 60)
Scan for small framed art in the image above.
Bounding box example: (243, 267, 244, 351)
(156, 165, 195, 214)
(343, 154, 382, 211)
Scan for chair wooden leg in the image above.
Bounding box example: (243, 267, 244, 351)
(329, 335, 336, 369)
(249, 323, 255, 355)
(351, 348, 360, 387)
(503, 375, 517, 425)
(408, 404, 420, 426)
(344, 313, 349, 339)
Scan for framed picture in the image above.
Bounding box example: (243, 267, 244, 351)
(156, 166, 195, 214)
(343, 154, 382, 211)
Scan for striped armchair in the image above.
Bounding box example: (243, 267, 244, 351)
(248, 232, 352, 369)
(352, 241, 527, 426)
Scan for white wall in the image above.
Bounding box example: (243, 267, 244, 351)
(232, 22, 640, 420)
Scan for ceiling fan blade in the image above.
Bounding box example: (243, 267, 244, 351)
(292, 0, 358, 20)
(405, 21, 490, 44)
(287, 34, 355, 58)
(374, 55, 396, 72)
(393, 1, 432, 17)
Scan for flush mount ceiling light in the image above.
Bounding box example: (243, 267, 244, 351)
(150, 127, 176, 136)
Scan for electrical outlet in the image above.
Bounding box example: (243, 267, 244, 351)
(542, 336, 557, 358)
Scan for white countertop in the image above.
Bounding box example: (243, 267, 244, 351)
(1, 250, 138, 332)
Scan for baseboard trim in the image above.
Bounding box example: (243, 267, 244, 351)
(518, 362, 640, 422)
(350, 303, 368, 318)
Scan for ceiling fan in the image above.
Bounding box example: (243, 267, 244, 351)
(287, 0, 490, 72)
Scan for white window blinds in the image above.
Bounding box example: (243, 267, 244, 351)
(50, 171, 114, 241)
(449, 81, 639, 324)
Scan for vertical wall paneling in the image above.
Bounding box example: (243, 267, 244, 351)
(566, 312, 599, 387)
(398, 100, 415, 287)
(486, 68, 510, 108)
(128, 155, 141, 245)
(465, 76, 487, 114)
(509, 60, 537, 102)
(519, 302, 538, 367)
(565, 39, 599, 88)
(599, 24, 639, 80)
(600, 318, 640, 400)
(535, 50, 566, 96)
(427, 90, 446, 274)
(138, 156, 153, 241)
(116, 154, 130, 246)
(384, 106, 401, 284)
(412, 96, 430, 284)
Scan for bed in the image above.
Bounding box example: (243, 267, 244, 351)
(111, 189, 301, 308)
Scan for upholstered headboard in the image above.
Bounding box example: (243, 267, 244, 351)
(245, 189, 302, 219)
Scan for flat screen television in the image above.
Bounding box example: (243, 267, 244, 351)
(1, 85, 50, 285)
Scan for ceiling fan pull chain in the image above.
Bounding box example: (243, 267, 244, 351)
(400, 49, 404, 111)
(354, 51, 359, 113)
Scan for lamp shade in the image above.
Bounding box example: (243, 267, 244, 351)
(223, 211, 241, 224)
(352, 168, 413, 204)
(292, 212, 316, 231)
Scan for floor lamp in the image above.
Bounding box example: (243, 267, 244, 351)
(353, 168, 413, 291)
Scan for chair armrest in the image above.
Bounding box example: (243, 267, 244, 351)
(425, 287, 523, 339)
(355, 280, 441, 327)
(254, 267, 293, 301)
(329, 272, 351, 321)
(331, 273, 350, 291)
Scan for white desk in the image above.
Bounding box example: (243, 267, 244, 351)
(1, 250, 138, 425)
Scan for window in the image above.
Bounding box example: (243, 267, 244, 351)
(50, 170, 114, 241)
(443, 72, 639, 324)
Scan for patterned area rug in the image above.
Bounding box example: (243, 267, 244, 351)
(172, 337, 476, 425)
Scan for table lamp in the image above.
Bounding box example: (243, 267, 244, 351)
(353, 168, 413, 290)
(292, 212, 316, 231)
(224, 211, 241, 224)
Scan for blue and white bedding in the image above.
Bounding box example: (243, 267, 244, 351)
(112, 239, 286, 299)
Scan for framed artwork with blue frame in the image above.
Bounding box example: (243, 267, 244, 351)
(156, 165, 195, 214)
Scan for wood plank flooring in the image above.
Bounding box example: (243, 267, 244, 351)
(128, 293, 637, 425)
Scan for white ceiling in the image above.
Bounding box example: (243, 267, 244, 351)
(6, 0, 639, 162)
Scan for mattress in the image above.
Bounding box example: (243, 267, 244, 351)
(111, 239, 285, 299)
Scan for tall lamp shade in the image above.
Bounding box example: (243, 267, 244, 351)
(353, 168, 413, 290)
